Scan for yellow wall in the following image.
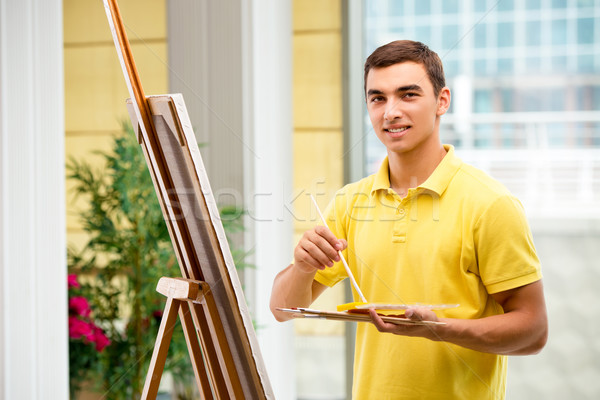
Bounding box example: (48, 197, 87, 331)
(64, 0, 168, 250)
(64, 0, 345, 334)
(292, 0, 346, 335)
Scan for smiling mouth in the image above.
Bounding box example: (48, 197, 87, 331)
(386, 127, 409, 133)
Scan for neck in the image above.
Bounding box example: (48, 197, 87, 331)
(387, 141, 447, 196)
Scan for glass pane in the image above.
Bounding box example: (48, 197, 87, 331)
(549, 88, 566, 111)
(526, 20, 542, 46)
(526, 0, 541, 9)
(501, 88, 514, 112)
(444, 59, 459, 77)
(552, 55, 568, 73)
(552, 0, 568, 8)
(442, 0, 459, 13)
(475, 0, 488, 12)
(474, 23, 487, 48)
(415, 0, 430, 15)
(389, 0, 404, 16)
(474, 89, 492, 112)
(498, 58, 514, 75)
(577, 0, 594, 7)
(577, 54, 594, 73)
(498, 0, 514, 11)
(593, 86, 600, 109)
(578, 18, 595, 44)
(474, 58, 487, 76)
(552, 19, 567, 45)
(498, 22, 514, 47)
(442, 24, 459, 50)
(524, 56, 541, 74)
(415, 25, 431, 45)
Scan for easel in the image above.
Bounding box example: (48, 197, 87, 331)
(102, 1, 274, 398)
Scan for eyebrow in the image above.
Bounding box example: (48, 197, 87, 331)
(367, 84, 424, 97)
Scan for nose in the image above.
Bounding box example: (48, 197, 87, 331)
(384, 99, 402, 121)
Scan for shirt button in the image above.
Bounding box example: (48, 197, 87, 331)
(397, 207, 405, 215)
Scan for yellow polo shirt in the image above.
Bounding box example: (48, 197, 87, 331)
(314, 145, 541, 400)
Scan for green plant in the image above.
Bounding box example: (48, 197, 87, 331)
(67, 122, 249, 399)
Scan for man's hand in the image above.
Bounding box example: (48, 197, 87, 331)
(270, 225, 345, 322)
(293, 225, 347, 273)
(366, 281, 548, 356)
(368, 308, 441, 340)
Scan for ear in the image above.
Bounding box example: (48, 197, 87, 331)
(436, 87, 451, 116)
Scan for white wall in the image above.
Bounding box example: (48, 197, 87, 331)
(0, 0, 68, 398)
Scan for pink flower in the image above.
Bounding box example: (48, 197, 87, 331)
(69, 296, 91, 318)
(91, 326, 111, 352)
(68, 316, 93, 339)
(68, 274, 80, 289)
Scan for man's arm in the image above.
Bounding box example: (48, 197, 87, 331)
(369, 280, 548, 355)
(270, 265, 328, 322)
(270, 225, 346, 322)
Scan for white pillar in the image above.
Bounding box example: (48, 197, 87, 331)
(247, 1, 295, 399)
(0, 0, 68, 399)
(453, 74, 474, 148)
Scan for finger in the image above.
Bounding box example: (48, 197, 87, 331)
(314, 225, 345, 254)
(337, 239, 348, 251)
(293, 247, 325, 271)
(369, 309, 393, 333)
(294, 249, 325, 272)
(301, 240, 335, 268)
(306, 229, 340, 262)
(406, 308, 434, 321)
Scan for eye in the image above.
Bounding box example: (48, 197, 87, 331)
(402, 92, 418, 99)
(370, 95, 384, 103)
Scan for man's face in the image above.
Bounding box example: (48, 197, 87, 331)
(365, 62, 449, 156)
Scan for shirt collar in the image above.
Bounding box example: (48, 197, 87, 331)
(370, 144, 462, 197)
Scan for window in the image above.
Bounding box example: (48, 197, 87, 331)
(357, 3, 600, 398)
(497, 22, 514, 47)
(526, 20, 542, 46)
(443, 0, 459, 14)
(442, 24, 460, 49)
(578, 18, 595, 44)
(415, 0, 431, 15)
(552, 19, 568, 45)
(578, 54, 594, 73)
(474, 23, 487, 48)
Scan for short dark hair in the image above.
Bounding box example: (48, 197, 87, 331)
(364, 40, 446, 96)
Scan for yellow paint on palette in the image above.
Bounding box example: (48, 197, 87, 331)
(337, 302, 369, 312)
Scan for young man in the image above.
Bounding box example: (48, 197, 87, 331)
(270, 40, 548, 399)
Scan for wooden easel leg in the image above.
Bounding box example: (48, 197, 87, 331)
(141, 297, 180, 400)
(190, 303, 231, 398)
(179, 300, 214, 398)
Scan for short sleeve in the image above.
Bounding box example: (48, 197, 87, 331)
(474, 195, 542, 294)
